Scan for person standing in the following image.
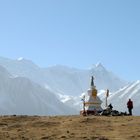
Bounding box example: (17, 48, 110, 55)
(127, 99, 133, 115)
(108, 103, 113, 110)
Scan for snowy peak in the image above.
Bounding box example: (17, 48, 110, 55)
(96, 62, 104, 68)
(17, 57, 31, 63)
(95, 62, 106, 71)
(16, 57, 37, 66)
(89, 63, 127, 91)
(17, 57, 24, 61)
(0, 56, 38, 68)
(90, 62, 106, 72)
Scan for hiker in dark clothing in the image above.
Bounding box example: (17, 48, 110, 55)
(127, 99, 133, 115)
(108, 103, 113, 110)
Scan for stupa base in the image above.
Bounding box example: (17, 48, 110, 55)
(80, 110, 102, 116)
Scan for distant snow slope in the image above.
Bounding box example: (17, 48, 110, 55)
(107, 80, 140, 115)
(0, 65, 77, 115)
(2, 56, 140, 115)
(60, 81, 140, 116)
(0, 57, 127, 96)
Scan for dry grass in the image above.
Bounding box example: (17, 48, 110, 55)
(0, 115, 139, 140)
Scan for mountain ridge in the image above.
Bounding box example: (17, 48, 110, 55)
(0, 64, 77, 115)
(0, 56, 128, 95)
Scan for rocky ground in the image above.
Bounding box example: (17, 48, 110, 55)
(0, 115, 140, 140)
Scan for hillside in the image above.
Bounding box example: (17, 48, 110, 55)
(0, 115, 140, 140)
(0, 65, 76, 115)
(107, 80, 140, 115)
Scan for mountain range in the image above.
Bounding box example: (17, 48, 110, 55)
(0, 57, 127, 94)
(0, 56, 139, 115)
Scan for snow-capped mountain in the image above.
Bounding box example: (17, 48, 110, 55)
(60, 80, 140, 116)
(90, 63, 127, 91)
(0, 65, 77, 115)
(107, 80, 140, 115)
(2, 56, 140, 115)
(0, 57, 127, 96)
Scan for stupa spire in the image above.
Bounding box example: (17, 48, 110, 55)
(91, 76, 94, 88)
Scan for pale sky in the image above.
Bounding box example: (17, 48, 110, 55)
(0, 0, 140, 81)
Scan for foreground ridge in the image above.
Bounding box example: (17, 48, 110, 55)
(0, 115, 140, 140)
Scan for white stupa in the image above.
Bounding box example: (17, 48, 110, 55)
(82, 76, 103, 115)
